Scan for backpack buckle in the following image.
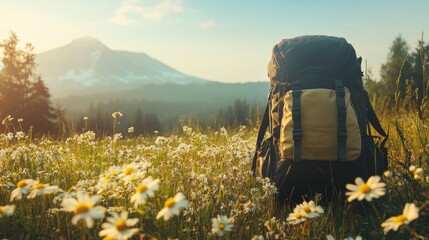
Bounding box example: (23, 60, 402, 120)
(338, 107, 347, 121)
(338, 130, 347, 140)
(293, 129, 302, 140)
(336, 87, 345, 97)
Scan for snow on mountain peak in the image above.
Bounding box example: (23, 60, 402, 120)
(36, 37, 208, 97)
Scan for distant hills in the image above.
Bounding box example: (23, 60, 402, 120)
(35, 37, 269, 123)
(36, 37, 210, 97)
(55, 82, 269, 112)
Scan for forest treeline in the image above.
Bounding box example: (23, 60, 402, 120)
(0, 32, 428, 137)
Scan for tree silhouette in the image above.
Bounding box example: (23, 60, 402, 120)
(0, 32, 56, 135)
(380, 35, 413, 106)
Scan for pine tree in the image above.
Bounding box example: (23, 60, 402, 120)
(0, 32, 56, 135)
(28, 77, 56, 133)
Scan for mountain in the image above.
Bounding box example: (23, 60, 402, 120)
(36, 37, 209, 97)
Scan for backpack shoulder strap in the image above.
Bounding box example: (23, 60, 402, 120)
(251, 102, 270, 172)
(367, 100, 387, 137)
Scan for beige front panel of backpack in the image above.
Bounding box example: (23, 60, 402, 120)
(280, 88, 361, 161)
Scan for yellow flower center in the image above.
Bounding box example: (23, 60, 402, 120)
(103, 237, 116, 240)
(164, 198, 176, 208)
(124, 167, 134, 175)
(115, 219, 128, 232)
(359, 184, 371, 193)
(303, 206, 312, 213)
(17, 180, 27, 188)
(35, 183, 46, 189)
(218, 223, 226, 230)
(393, 215, 408, 224)
(136, 185, 148, 194)
(0, 206, 4, 214)
(294, 212, 302, 219)
(75, 203, 91, 215)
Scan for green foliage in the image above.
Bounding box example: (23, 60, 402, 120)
(369, 34, 429, 119)
(0, 109, 428, 239)
(0, 32, 56, 135)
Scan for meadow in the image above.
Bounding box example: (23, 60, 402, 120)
(0, 109, 428, 240)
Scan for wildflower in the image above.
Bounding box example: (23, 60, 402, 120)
(286, 207, 306, 225)
(156, 192, 188, 221)
(10, 179, 37, 201)
(262, 182, 278, 196)
(381, 203, 419, 234)
(295, 200, 324, 218)
(345, 176, 385, 202)
(252, 235, 264, 240)
(2, 115, 13, 125)
(15, 131, 25, 140)
(130, 177, 160, 208)
(344, 236, 363, 240)
(0, 205, 15, 217)
(83, 116, 88, 120)
(243, 200, 257, 213)
(28, 183, 61, 199)
(383, 170, 393, 178)
(99, 211, 139, 240)
(112, 112, 123, 119)
(409, 165, 424, 180)
(211, 214, 234, 236)
(326, 235, 362, 240)
(17, 118, 23, 122)
(62, 191, 106, 228)
(128, 127, 134, 133)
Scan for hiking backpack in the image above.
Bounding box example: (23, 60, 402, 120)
(251, 35, 388, 202)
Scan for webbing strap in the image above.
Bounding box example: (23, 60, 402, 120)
(335, 80, 347, 162)
(367, 100, 387, 137)
(251, 102, 270, 172)
(292, 81, 302, 162)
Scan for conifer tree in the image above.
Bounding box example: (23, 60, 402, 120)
(0, 32, 56, 135)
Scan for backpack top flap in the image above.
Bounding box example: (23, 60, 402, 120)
(267, 35, 362, 85)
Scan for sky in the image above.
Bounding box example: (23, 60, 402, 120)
(0, 0, 428, 83)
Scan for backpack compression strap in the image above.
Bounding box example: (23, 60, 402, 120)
(292, 81, 302, 162)
(291, 80, 348, 162)
(335, 80, 348, 161)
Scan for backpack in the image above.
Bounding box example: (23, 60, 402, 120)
(251, 35, 388, 202)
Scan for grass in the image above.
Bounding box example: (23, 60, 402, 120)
(0, 112, 428, 240)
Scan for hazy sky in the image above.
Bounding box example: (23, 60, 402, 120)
(1, 0, 428, 83)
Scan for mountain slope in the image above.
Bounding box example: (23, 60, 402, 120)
(36, 37, 209, 97)
(56, 81, 269, 112)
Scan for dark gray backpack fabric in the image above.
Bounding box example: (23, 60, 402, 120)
(252, 35, 388, 202)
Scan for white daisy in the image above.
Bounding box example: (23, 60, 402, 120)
(381, 203, 419, 234)
(295, 200, 324, 218)
(130, 177, 160, 208)
(211, 214, 234, 236)
(62, 191, 106, 228)
(243, 200, 257, 213)
(345, 176, 386, 202)
(409, 165, 424, 180)
(27, 183, 61, 199)
(326, 235, 335, 240)
(99, 211, 139, 240)
(0, 205, 16, 217)
(156, 192, 188, 221)
(10, 179, 37, 201)
(286, 207, 306, 225)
